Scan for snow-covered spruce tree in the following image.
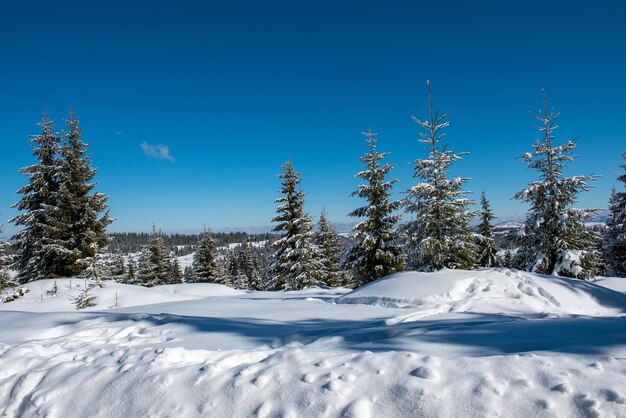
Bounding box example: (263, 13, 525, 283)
(49, 110, 112, 277)
(403, 81, 477, 271)
(0, 224, 16, 292)
(270, 161, 323, 290)
(237, 239, 260, 290)
(190, 228, 218, 283)
(170, 258, 183, 283)
(514, 92, 599, 279)
(137, 225, 173, 286)
(476, 192, 500, 268)
(603, 153, 626, 277)
(345, 129, 405, 287)
(315, 209, 346, 287)
(10, 114, 63, 282)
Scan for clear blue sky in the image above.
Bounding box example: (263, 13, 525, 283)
(1, 0, 625, 233)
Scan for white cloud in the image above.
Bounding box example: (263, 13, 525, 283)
(140, 141, 175, 162)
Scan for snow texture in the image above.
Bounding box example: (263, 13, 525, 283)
(0, 269, 625, 417)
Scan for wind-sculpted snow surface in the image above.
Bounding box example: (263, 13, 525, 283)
(0, 270, 625, 417)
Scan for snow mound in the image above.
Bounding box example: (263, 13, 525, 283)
(0, 279, 243, 312)
(335, 269, 626, 318)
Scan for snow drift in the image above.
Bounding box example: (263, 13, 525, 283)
(335, 269, 626, 318)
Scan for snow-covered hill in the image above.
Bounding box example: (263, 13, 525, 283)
(0, 269, 625, 417)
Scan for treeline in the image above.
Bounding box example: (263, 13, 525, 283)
(108, 231, 276, 255)
(1, 82, 626, 295)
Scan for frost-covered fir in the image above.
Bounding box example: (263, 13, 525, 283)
(514, 92, 599, 279)
(315, 210, 346, 287)
(190, 228, 219, 283)
(604, 153, 626, 277)
(476, 192, 499, 268)
(270, 161, 323, 290)
(137, 225, 174, 286)
(403, 81, 477, 271)
(236, 240, 260, 290)
(345, 129, 405, 287)
(48, 111, 112, 276)
(10, 114, 63, 283)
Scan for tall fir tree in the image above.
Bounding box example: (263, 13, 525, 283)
(49, 110, 112, 276)
(476, 192, 499, 268)
(10, 113, 63, 282)
(137, 225, 173, 286)
(270, 161, 323, 290)
(403, 81, 477, 271)
(315, 210, 345, 287)
(190, 228, 219, 283)
(345, 129, 405, 287)
(514, 92, 599, 279)
(603, 153, 626, 277)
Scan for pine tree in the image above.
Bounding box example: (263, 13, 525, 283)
(604, 153, 626, 277)
(345, 129, 405, 287)
(514, 91, 599, 279)
(403, 81, 477, 271)
(270, 161, 323, 290)
(49, 110, 112, 276)
(316, 210, 345, 287)
(190, 228, 218, 283)
(137, 225, 172, 286)
(10, 114, 63, 282)
(476, 192, 499, 268)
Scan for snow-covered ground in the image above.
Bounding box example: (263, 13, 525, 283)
(0, 269, 625, 417)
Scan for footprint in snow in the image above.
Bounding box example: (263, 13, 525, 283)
(410, 366, 439, 381)
(600, 388, 625, 404)
(574, 394, 601, 418)
(550, 382, 572, 394)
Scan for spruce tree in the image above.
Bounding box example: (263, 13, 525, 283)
(0, 224, 15, 292)
(270, 161, 323, 290)
(604, 153, 626, 277)
(11, 113, 63, 282)
(514, 92, 599, 279)
(476, 192, 500, 268)
(170, 258, 183, 283)
(137, 225, 172, 286)
(316, 210, 345, 287)
(50, 110, 112, 276)
(403, 81, 477, 271)
(190, 228, 218, 283)
(345, 129, 405, 287)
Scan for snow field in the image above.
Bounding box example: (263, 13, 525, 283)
(0, 269, 624, 417)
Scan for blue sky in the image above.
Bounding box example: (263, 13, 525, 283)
(1, 0, 625, 233)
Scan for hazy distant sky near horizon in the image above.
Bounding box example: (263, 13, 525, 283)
(1, 0, 625, 233)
